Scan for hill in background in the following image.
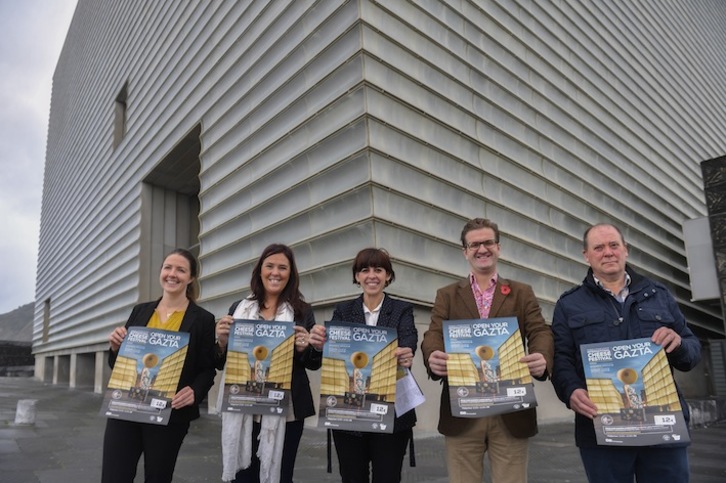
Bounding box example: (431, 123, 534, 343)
(0, 303, 34, 342)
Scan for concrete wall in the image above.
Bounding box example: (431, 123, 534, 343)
(35, 0, 726, 430)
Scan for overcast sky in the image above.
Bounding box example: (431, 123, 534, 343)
(0, 0, 78, 314)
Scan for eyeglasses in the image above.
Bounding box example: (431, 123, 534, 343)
(465, 239, 498, 250)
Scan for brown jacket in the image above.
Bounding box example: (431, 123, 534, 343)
(420, 277, 554, 438)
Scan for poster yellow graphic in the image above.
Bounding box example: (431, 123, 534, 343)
(220, 320, 294, 415)
(318, 321, 397, 433)
(444, 317, 537, 417)
(582, 338, 690, 446)
(100, 327, 189, 425)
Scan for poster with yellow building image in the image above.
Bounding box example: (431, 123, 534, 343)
(443, 317, 537, 417)
(318, 321, 397, 433)
(220, 319, 294, 416)
(100, 327, 189, 425)
(582, 337, 690, 446)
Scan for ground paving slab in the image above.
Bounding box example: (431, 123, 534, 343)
(1, 377, 724, 482)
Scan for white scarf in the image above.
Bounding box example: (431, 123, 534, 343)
(220, 298, 291, 482)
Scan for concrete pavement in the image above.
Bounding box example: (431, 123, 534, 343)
(1, 376, 724, 482)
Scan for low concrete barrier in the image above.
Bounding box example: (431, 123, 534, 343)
(14, 399, 37, 425)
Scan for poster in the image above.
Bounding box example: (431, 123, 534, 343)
(219, 319, 294, 415)
(394, 367, 425, 416)
(318, 321, 398, 433)
(581, 338, 690, 446)
(100, 327, 189, 425)
(443, 317, 537, 417)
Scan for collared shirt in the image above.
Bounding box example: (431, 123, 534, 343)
(470, 273, 498, 318)
(363, 295, 385, 326)
(594, 272, 632, 303)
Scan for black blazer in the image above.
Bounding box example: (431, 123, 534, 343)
(108, 300, 217, 425)
(331, 293, 418, 432)
(215, 300, 322, 420)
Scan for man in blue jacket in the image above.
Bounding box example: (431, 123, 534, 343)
(551, 223, 701, 483)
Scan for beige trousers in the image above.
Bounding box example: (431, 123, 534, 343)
(444, 415, 529, 483)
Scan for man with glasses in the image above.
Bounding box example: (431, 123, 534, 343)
(421, 218, 554, 483)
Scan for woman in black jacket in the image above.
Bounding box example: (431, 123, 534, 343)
(102, 248, 216, 483)
(328, 248, 418, 483)
(214, 243, 324, 483)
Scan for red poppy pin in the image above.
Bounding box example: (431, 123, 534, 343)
(500, 285, 511, 295)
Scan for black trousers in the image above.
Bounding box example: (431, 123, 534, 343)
(101, 418, 190, 483)
(233, 419, 305, 483)
(332, 429, 412, 483)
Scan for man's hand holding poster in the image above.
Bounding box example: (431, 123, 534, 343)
(443, 317, 537, 417)
(581, 337, 690, 446)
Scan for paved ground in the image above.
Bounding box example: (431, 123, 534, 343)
(1, 376, 724, 482)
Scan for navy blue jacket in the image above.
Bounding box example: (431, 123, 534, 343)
(331, 294, 418, 432)
(551, 265, 701, 447)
